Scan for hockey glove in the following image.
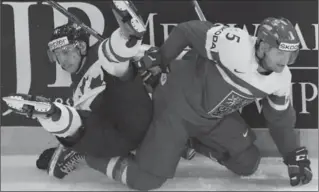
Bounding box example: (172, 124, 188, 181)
(2, 93, 59, 119)
(137, 46, 170, 73)
(284, 147, 313, 186)
(139, 66, 163, 91)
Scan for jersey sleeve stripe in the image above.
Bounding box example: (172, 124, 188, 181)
(109, 28, 142, 62)
(267, 94, 288, 105)
(266, 96, 290, 111)
(121, 166, 128, 185)
(100, 38, 119, 63)
(106, 156, 121, 179)
(98, 40, 130, 77)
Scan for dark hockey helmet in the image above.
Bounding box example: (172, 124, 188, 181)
(256, 17, 301, 65)
(47, 23, 89, 63)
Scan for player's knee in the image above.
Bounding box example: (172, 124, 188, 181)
(127, 165, 167, 190)
(109, 28, 142, 62)
(85, 156, 103, 172)
(224, 145, 261, 176)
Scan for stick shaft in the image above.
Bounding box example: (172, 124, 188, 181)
(46, 0, 105, 42)
(191, 0, 207, 21)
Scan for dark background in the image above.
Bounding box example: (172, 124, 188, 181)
(1, 0, 318, 128)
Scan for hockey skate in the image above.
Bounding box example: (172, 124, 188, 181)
(181, 139, 196, 160)
(47, 144, 85, 179)
(2, 94, 56, 118)
(111, 0, 146, 46)
(36, 147, 56, 170)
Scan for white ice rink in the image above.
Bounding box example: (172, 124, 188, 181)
(1, 155, 318, 191)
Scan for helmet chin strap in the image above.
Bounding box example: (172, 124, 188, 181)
(256, 54, 266, 70)
(75, 44, 88, 74)
(255, 42, 272, 74)
(256, 55, 272, 74)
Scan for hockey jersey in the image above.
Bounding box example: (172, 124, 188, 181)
(51, 39, 152, 158)
(158, 20, 298, 157)
(70, 38, 132, 112)
(70, 41, 106, 111)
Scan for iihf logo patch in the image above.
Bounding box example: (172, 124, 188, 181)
(160, 73, 167, 86)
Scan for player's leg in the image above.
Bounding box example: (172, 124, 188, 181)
(85, 113, 189, 190)
(99, 70, 153, 149)
(36, 0, 148, 178)
(101, 0, 146, 64)
(111, 0, 145, 45)
(85, 152, 167, 190)
(85, 78, 190, 190)
(193, 112, 261, 176)
(36, 93, 147, 179)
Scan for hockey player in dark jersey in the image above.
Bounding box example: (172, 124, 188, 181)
(52, 17, 312, 190)
(2, 0, 155, 180)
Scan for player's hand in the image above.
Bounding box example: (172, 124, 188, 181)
(137, 46, 170, 73)
(139, 66, 162, 93)
(141, 66, 161, 85)
(2, 93, 58, 119)
(284, 147, 313, 186)
(138, 46, 160, 69)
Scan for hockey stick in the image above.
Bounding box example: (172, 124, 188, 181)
(191, 0, 207, 21)
(45, 0, 105, 42)
(177, 0, 207, 59)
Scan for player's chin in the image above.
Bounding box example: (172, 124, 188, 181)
(273, 66, 285, 73)
(64, 66, 78, 74)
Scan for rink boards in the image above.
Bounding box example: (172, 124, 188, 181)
(1, 126, 317, 157)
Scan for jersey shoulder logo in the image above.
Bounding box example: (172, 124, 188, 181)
(73, 64, 105, 103)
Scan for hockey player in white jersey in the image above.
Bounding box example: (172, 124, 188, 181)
(123, 17, 312, 189)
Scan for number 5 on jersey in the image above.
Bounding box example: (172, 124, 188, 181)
(205, 25, 241, 60)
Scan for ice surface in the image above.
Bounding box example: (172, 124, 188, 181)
(1, 155, 318, 191)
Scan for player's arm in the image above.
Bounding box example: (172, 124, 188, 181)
(261, 74, 312, 186)
(38, 92, 136, 157)
(142, 20, 252, 73)
(158, 20, 215, 65)
(260, 76, 299, 157)
(97, 28, 142, 81)
(261, 94, 298, 157)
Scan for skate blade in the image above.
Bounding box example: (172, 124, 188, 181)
(113, 0, 146, 32)
(48, 144, 64, 177)
(2, 96, 52, 112)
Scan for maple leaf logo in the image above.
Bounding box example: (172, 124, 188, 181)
(79, 77, 88, 95)
(90, 75, 103, 89)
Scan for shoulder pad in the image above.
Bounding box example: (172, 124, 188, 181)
(214, 27, 255, 72)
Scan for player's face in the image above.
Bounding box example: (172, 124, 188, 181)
(262, 47, 294, 73)
(53, 44, 82, 74)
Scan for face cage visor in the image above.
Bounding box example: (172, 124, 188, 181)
(277, 42, 300, 65)
(264, 38, 301, 65)
(47, 36, 79, 63)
